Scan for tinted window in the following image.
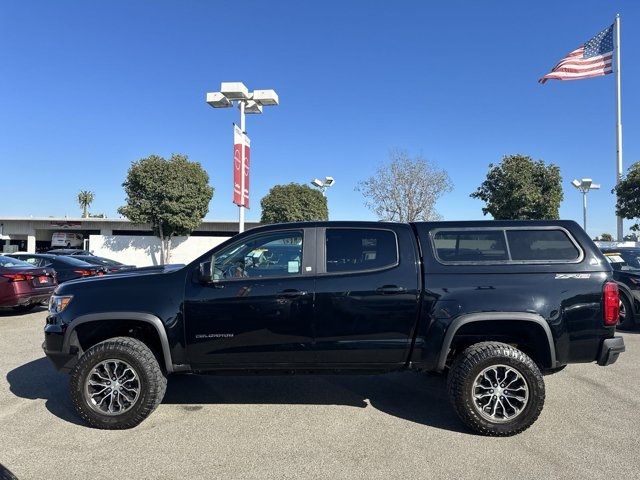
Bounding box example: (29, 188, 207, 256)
(507, 230, 580, 261)
(211, 231, 303, 279)
(433, 230, 508, 262)
(16, 256, 43, 267)
(326, 229, 397, 273)
(0, 256, 33, 268)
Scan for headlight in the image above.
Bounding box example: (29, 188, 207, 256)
(49, 295, 73, 314)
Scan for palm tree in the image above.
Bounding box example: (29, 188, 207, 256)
(77, 190, 95, 218)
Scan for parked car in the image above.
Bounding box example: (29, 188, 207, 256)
(0, 255, 57, 311)
(46, 249, 93, 256)
(8, 253, 105, 283)
(73, 255, 136, 273)
(51, 232, 84, 248)
(600, 247, 640, 329)
(43, 220, 624, 435)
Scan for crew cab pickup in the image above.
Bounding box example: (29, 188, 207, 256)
(43, 220, 625, 435)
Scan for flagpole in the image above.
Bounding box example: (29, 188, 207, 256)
(615, 14, 623, 241)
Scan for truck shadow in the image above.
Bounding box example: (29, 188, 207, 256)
(7, 358, 467, 433)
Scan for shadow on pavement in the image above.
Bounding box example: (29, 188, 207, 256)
(7, 358, 466, 433)
(6, 357, 83, 426)
(163, 371, 467, 433)
(0, 305, 47, 317)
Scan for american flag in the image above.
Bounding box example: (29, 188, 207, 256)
(539, 24, 614, 84)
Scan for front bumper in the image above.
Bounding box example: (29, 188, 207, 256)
(597, 336, 625, 366)
(43, 321, 77, 373)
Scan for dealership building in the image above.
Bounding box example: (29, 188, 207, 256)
(0, 217, 260, 266)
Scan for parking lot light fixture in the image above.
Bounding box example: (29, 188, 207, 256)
(310, 177, 335, 196)
(572, 178, 600, 232)
(206, 82, 279, 233)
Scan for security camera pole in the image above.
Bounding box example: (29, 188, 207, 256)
(310, 176, 335, 196)
(572, 178, 600, 232)
(206, 82, 279, 233)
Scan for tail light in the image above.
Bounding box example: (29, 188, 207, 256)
(1, 273, 33, 282)
(73, 269, 95, 277)
(603, 282, 620, 326)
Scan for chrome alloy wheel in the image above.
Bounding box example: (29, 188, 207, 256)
(471, 364, 529, 423)
(84, 359, 141, 416)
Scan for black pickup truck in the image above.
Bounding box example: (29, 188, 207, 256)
(43, 220, 625, 435)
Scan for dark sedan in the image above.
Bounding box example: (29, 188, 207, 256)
(601, 247, 640, 329)
(8, 253, 105, 283)
(73, 255, 136, 273)
(0, 255, 57, 311)
(46, 249, 93, 256)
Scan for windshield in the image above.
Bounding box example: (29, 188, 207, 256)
(604, 251, 640, 271)
(0, 256, 33, 268)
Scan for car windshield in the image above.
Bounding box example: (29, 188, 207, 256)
(604, 251, 640, 271)
(80, 256, 122, 266)
(0, 256, 33, 268)
(56, 256, 96, 267)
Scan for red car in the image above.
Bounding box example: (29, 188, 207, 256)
(0, 255, 58, 312)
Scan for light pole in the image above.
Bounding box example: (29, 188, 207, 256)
(572, 178, 600, 233)
(310, 176, 335, 196)
(206, 82, 279, 233)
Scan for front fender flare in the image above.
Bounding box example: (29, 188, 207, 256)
(62, 312, 178, 373)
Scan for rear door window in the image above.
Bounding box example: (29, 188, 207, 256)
(433, 230, 508, 262)
(506, 230, 580, 261)
(325, 229, 398, 273)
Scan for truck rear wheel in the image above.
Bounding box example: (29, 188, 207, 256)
(447, 342, 545, 436)
(69, 336, 167, 429)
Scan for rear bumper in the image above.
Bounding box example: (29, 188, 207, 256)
(597, 336, 625, 366)
(0, 292, 53, 308)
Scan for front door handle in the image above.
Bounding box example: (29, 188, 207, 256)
(376, 285, 407, 295)
(277, 289, 308, 298)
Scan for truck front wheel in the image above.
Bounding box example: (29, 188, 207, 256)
(69, 336, 167, 429)
(447, 342, 545, 436)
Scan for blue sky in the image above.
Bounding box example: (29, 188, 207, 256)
(1, 0, 639, 237)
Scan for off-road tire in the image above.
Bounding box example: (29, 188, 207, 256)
(447, 341, 545, 436)
(69, 336, 167, 429)
(618, 293, 635, 330)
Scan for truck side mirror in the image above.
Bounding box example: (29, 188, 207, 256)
(198, 261, 213, 283)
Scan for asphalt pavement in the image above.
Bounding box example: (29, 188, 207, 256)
(1, 308, 639, 480)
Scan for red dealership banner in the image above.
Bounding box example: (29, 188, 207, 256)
(232, 125, 250, 208)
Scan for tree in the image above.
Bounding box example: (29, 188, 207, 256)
(600, 233, 614, 242)
(615, 162, 640, 231)
(471, 154, 563, 220)
(118, 154, 214, 264)
(357, 149, 452, 222)
(77, 190, 94, 218)
(260, 183, 328, 223)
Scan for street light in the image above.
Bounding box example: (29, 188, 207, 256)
(572, 178, 600, 232)
(206, 82, 279, 233)
(310, 176, 335, 196)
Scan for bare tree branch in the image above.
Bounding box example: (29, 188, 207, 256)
(356, 149, 453, 222)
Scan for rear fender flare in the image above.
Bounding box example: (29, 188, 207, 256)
(437, 312, 557, 371)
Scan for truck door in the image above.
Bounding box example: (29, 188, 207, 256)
(184, 227, 316, 367)
(313, 225, 421, 366)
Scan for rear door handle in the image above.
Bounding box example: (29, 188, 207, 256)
(277, 289, 308, 298)
(376, 285, 407, 295)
